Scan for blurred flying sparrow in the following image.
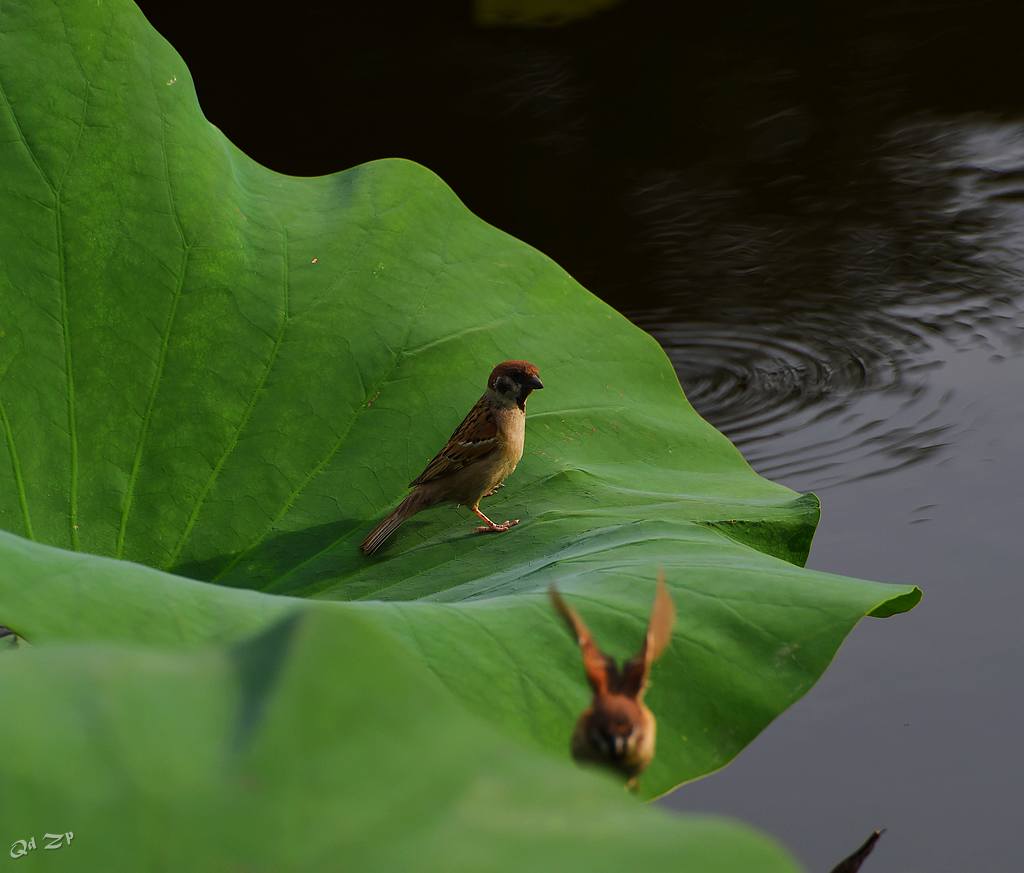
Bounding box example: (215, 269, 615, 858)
(360, 360, 543, 555)
(550, 572, 676, 789)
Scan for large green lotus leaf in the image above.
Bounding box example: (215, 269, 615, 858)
(0, 609, 801, 873)
(0, 0, 919, 802)
(0, 527, 917, 802)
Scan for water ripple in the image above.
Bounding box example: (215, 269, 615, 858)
(623, 116, 1024, 491)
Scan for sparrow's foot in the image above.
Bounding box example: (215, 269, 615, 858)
(471, 504, 520, 533)
(474, 519, 520, 534)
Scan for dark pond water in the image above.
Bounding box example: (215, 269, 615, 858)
(142, 2, 1023, 869)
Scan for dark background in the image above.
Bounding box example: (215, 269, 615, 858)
(139, 0, 1024, 305)
(136, 2, 1024, 870)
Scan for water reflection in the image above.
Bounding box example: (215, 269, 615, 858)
(621, 118, 1024, 490)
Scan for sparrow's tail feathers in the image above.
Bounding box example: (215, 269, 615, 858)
(360, 492, 425, 555)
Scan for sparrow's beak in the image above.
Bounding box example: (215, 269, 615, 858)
(527, 375, 544, 390)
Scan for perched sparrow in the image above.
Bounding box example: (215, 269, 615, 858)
(360, 360, 543, 555)
(550, 572, 676, 788)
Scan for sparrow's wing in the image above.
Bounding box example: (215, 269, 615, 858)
(550, 585, 615, 695)
(621, 570, 676, 697)
(410, 397, 500, 486)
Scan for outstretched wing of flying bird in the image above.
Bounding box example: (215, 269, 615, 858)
(549, 585, 617, 694)
(621, 570, 676, 697)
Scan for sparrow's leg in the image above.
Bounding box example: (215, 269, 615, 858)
(471, 504, 520, 533)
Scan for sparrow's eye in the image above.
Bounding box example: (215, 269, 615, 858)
(513, 370, 544, 390)
(495, 374, 516, 395)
